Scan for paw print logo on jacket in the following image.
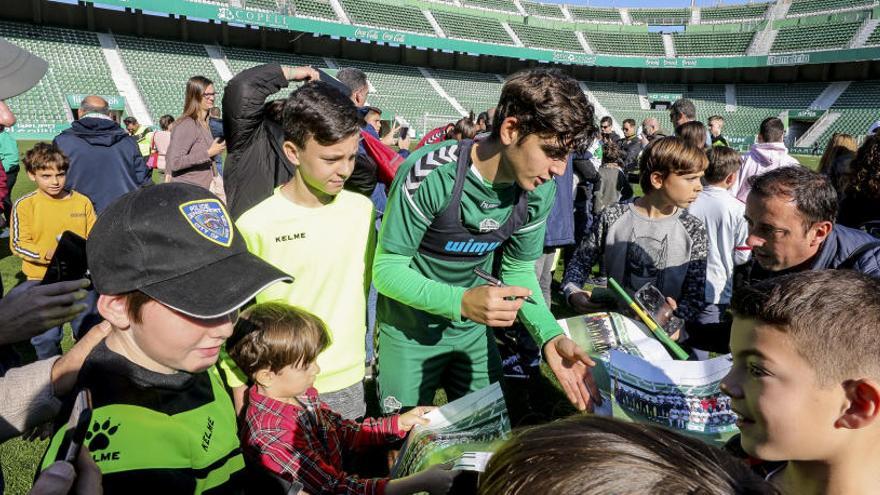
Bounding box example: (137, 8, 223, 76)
(85, 418, 120, 452)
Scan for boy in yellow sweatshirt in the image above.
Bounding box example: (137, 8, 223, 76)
(234, 82, 374, 420)
(10, 143, 96, 358)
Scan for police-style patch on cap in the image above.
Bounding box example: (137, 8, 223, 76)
(179, 199, 233, 247)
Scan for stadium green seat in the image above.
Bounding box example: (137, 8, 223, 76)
(521, 1, 565, 19)
(628, 8, 691, 26)
(771, 21, 861, 52)
(673, 31, 756, 56)
(432, 11, 515, 45)
(461, 0, 519, 14)
(865, 23, 880, 45)
(115, 35, 224, 123)
(583, 30, 665, 56)
(340, 0, 434, 34)
(290, 0, 338, 20)
(508, 23, 582, 51)
(787, 0, 875, 16)
(700, 3, 769, 22)
(431, 69, 503, 115)
(241, 0, 279, 12)
(568, 6, 622, 23)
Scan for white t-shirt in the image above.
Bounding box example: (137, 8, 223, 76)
(688, 185, 751, 305)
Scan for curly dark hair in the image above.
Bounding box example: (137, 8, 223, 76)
(491, 68, 596, 157)
(844, 134, 880, 198)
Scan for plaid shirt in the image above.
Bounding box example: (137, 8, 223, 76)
(242, 386, 405, 495)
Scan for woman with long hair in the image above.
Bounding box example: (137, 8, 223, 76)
(818, 132, 857, 194)
(838, 134, 880, 230)
(166, 76, 226, 191)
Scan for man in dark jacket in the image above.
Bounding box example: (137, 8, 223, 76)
(737, 166, 880, 292)
(54, 96, 151, 214)
(682, 166, 880, 354)
(222, 63, 318, 219)
(616, 118, 642, 173)
(599, 116, 620, 144)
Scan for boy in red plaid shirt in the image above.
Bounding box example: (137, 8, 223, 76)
(228, 302, 459, 495)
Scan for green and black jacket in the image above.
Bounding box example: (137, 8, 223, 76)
(40, 342, 246, 494)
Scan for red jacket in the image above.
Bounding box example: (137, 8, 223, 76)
(241, 386, 406, 495)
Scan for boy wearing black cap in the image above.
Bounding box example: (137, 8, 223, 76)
(39, 183, 292, 494)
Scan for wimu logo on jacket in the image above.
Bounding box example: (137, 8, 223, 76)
(444, 239, 501, 256)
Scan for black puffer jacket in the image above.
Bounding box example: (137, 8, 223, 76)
(222, 64, 295, 219)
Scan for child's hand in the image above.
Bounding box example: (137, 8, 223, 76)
(660, 297, 682, 341)
(386, 462, 459, 495)
(44, 248, 55, 262)
(415, 462, 459, 495)
(398, 406, 435, 432)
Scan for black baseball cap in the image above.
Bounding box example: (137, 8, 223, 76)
(87, 183, 292, 319)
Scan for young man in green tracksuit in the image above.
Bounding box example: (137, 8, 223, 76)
(374, 69, 601, 413)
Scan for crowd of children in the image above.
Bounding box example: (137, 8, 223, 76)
(5, 61, 880, 495)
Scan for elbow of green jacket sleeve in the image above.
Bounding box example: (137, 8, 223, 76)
(500, 256, 563, 348)
(373, 246, 467, 322)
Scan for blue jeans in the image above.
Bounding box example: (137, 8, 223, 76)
(10, 280, 101, 359)
(366, 185, 387, 363)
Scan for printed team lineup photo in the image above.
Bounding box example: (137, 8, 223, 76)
(1, 0, 880, 493)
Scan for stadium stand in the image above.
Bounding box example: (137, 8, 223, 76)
(685, 84, 728, 117)
(811, 80, 880, 145)
(430, 69, 503, 115)
(242, 0, 280, 12)
(225, 45, 463, 126)
(340, 0, 435, 34)
(114, 35, 224, 123)
(737, 83, 826, 109)
(328, 59, 460, 125)
(673, 31, 756, 56)
(700, 3, 770, 22)
(508, 23, 583, 51)
(0, 21, 117, 125)
(222, 46, 327, 101)
(461, 0, 520, 14)
(866, 22, 880, 44)
(585, 81, 642, 111)
(786, 0, 876, 16)
(288, 0, 340, 20)
(431, 11, 515, 44)
(567, 6, 622, 22)
(771, 21, 862, 52)
(628, 8, 691, 25)
(521, 1, 565, 19)
(582, 30, 665, 56)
